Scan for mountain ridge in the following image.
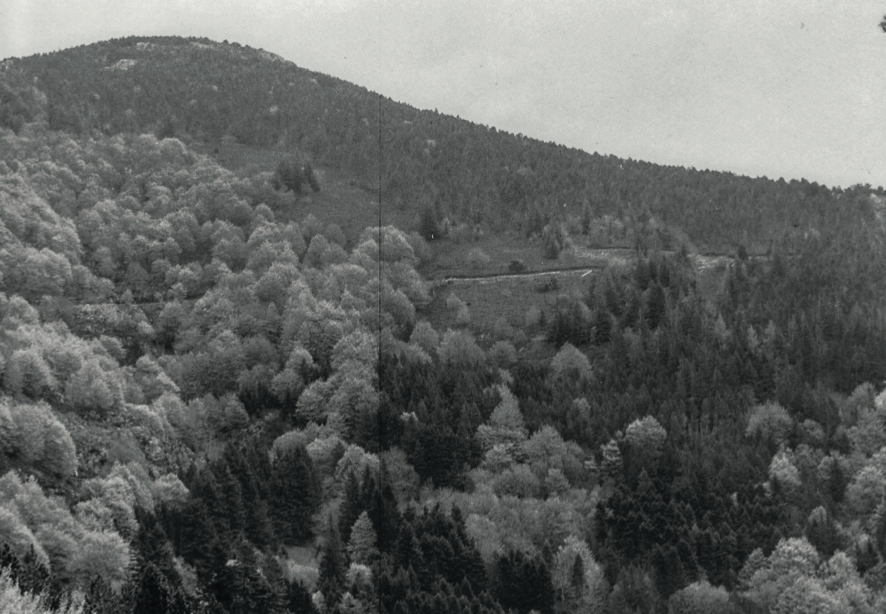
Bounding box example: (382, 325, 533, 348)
(2, 35, 880, 256)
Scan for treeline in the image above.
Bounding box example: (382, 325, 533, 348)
(3, 36, 882, 253)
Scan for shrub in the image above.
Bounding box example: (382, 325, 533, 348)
(508, 260, 526, 274)
(525, 305, 542, 327)
(446, 293, 471, 326)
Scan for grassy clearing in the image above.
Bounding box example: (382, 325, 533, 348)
(209, 140, 282, 172)
(420, 246, 740, 351)
(419, 232, 637, 343)
(204, 141, 418, 245)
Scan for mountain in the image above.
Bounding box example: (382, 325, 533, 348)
(2, 35, 879, 254)
(4, 36, 886, 614)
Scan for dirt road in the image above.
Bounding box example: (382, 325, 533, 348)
(431, 251, 737, 286)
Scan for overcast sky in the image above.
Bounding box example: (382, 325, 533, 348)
(2, 0, 884, 189)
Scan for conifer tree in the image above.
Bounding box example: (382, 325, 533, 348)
(338, 469, 363, 544)
(494, 550, 555, 614)
(593, 308, 613, 344)
(221, 539, 281, 614)
(651, 545, 686, 598)
(0, 544, 52, 600)
(394, 523, 423, 572)
(189, 468, 228, 540)
(645, 282, 667, 329)
(83, 574, 123, 614)
(133, 507, 179, 588)
(600, 439, 624, 481)
(269, 443, 320, 545)
(570, 554, 585, 595)
(177, 497, 225, 588)
(347, 511, 379, 565)
(286, 579, 319, 614)
(318, 516, 347, 607)
(132, 562, 175, 614)
(365, 462, 402, 552)
(225, 444, 274, 548)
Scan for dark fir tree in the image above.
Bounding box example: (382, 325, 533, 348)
(317, 516, 347, 606)
(338, 469, 363, 545)
(83, 574, 124, 614)
(494, 550, 554, 614)
(269, 444, 320, 545)
(0, 544, 51, 599)
(131, 563, 176, 614)
(286, 580, 319, 614)
(133, 507, 179, 587)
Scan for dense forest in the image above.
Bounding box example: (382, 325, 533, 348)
(2, 36, 886, 614)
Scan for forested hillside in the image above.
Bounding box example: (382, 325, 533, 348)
(2, 36, 881, 254)
(2, 36, 886, 614)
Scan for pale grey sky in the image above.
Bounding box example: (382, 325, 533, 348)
(1, 0, 884, 189)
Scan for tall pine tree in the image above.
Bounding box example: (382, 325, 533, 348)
(269, 443, 320, 545)
(317, 515, 347, 607)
